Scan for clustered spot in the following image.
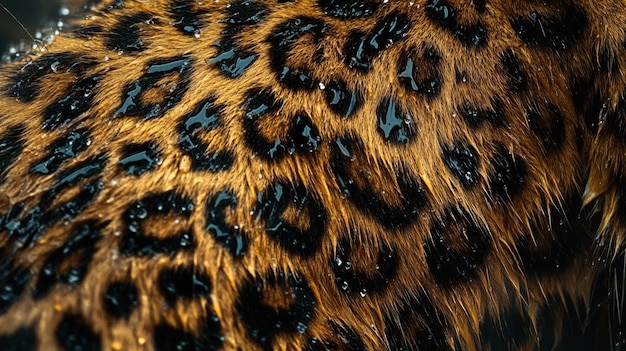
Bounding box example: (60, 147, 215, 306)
(480, 306, 532, 351)
(343, 12, 411, 72)
(0, 327, 37, 351)
(0, 260, 31, 315)
(205, 190, 248, 257)
(119, 191, 195, 256)
(305, 321, 366, 351)
(178, 98, 234, 172)
(44, 74, 100, 130)
(500, 49, 527, 92)
(30, 128, 92, 175)
(323, 78, 363, 119)
(118, 142, 161, 176)
(237, 270, 316, 351)
(488, 143, 527, 203)
(267, 17, 327, 90)
(397, 43, 443, 100)
(241, 88, 321, 161)
(511, 6, 587, 52)
(442, 140, 481, 189)
(603, 90, 626, 142)
(0, 125, 26, 185)
(256, 181, 327, 257)
(317, 0, 380, 19)
(56, 313, 101, 351)
(376, 97, 417, 143)
(103, 281, 139, 320)
(207, 40, 257, 79)
(105, 12, 154, 53)
(569, 74, 607, 132)
(331, 234, 399, 296)
(425, 0, 488, 47)
(524, 100, 565, 151)
(170, 0, 209, 36)
(153, 309, 223, 351)
(330, 136, 427, 229)
(115, 57, 193, 119)
(458, 97, 505, 128)
(158, 265, 212, 306)
(423, 206, 491, 286)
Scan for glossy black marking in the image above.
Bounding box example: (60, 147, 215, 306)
(153, 307, 223, 351)
(41, 153, 107, 205)
(481, 307, 531, 351)
(331, 136, 427, 229)
(56, 314, 101, 351)
(256, 181, 326, 257)
(222, 0, 269, 35)
(4, 53, 82, 102)
(397, 44, 443, 99)
(343, 12, 411, 72)
(442, 141, 481, 189)
(331, 234, 399, 296)
(511, 7, 587, 52)
(0, 260, 31, 315)
(384, 291, 450, 351)
(323, 78, 363, 119)
(170, 0, 209, 36)
(119, 191, 195, 257)
(103, 281, 139, 320)
(500, 49, 527, 92)
(0, 327, 37, 351)
(237, 270, 316, 351)
(458, 97, 505, 128)
(525, 100, 565, 151)
(598, 45, 620, 75)
(44, 74, 99, 130)
(207, 39, 257, 78)
(158, 266, 212, 306)
(425, 0, 487, 47)
(30, 128, 91, 175)
(105, 12, 153, 53)
(118, 142, 161, 176)
(33, 221, 105, 299)
(305, 321, 365, 351)
(376, 97, 416, 143)
(423, 205, 491, 286)
(114, 56, 193, 119)
(317, 0, 380, 19)
(178, 98, 234, 172)
(267, 17, 326, 90)
(473, 0, 486, 12)
(205, 190, 248, 257)
(0, 125, 26, 185)
(488, 143, 527, 203)
(242, 89, 321, 161)
(569, 74, 607, 133)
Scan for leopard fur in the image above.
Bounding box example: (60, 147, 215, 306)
(0, 0, 625, 350)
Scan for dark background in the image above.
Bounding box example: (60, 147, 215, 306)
(0, 0, 84, 54)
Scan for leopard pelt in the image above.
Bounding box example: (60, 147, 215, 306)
(0, 0, 625, 350)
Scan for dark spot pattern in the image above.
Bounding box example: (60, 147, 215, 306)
(153, 307, 223, 351)
(480, 307, 531, 351)
(317, 0, 380, 19)
(158, 266, 212, 306)
(44, 74, 100, 130)
(331, 234, 399, 296)
(242, 89, 321, 161)
(178, 98, 234, 172)
(425, 0, 488, 47)
(205, 190, 248, 257)
(323, 78, 363, 119)
(384, 291, 450, 351)
(30, 128, 91, 175)
(500, 49, 527, 92)
(256, 181, 327, 257)
(0, 260, 31, 315)
(525, 100, 565, 151)
(458, 97, 505, 128)
(105, 12, 154, 53)
(442, 141, 481, 189)
(376, 96, 416, 143)
(330, 136, 427, 229)
(207, 39, 257, 78)
(114, 57, 193, 119)
(237, 270, 316, 351)
(267, 17, 327, 90)
(603, 89, 626, 142)
(305, 321, 366, 351)
(511, 7, 587, 52)
(56, 313, 101, 351)
(397, 44, 443, 100)
(170, 0, 209, 36)
(343, 12, 411, 72)
(33, 221, 106, 299)
(0, 125, 26, 185)
(119, 191, 195, 257)
(488, 143, 527, 203)
(118, 142, 161, 176)
(4, 53, 82, 102)
(569, 74, 607, 133)
(222, 0, 269, 35)
(423, 205, 491, 286)
(0, 327, 37, 351)
(103, 281, 139, 320)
